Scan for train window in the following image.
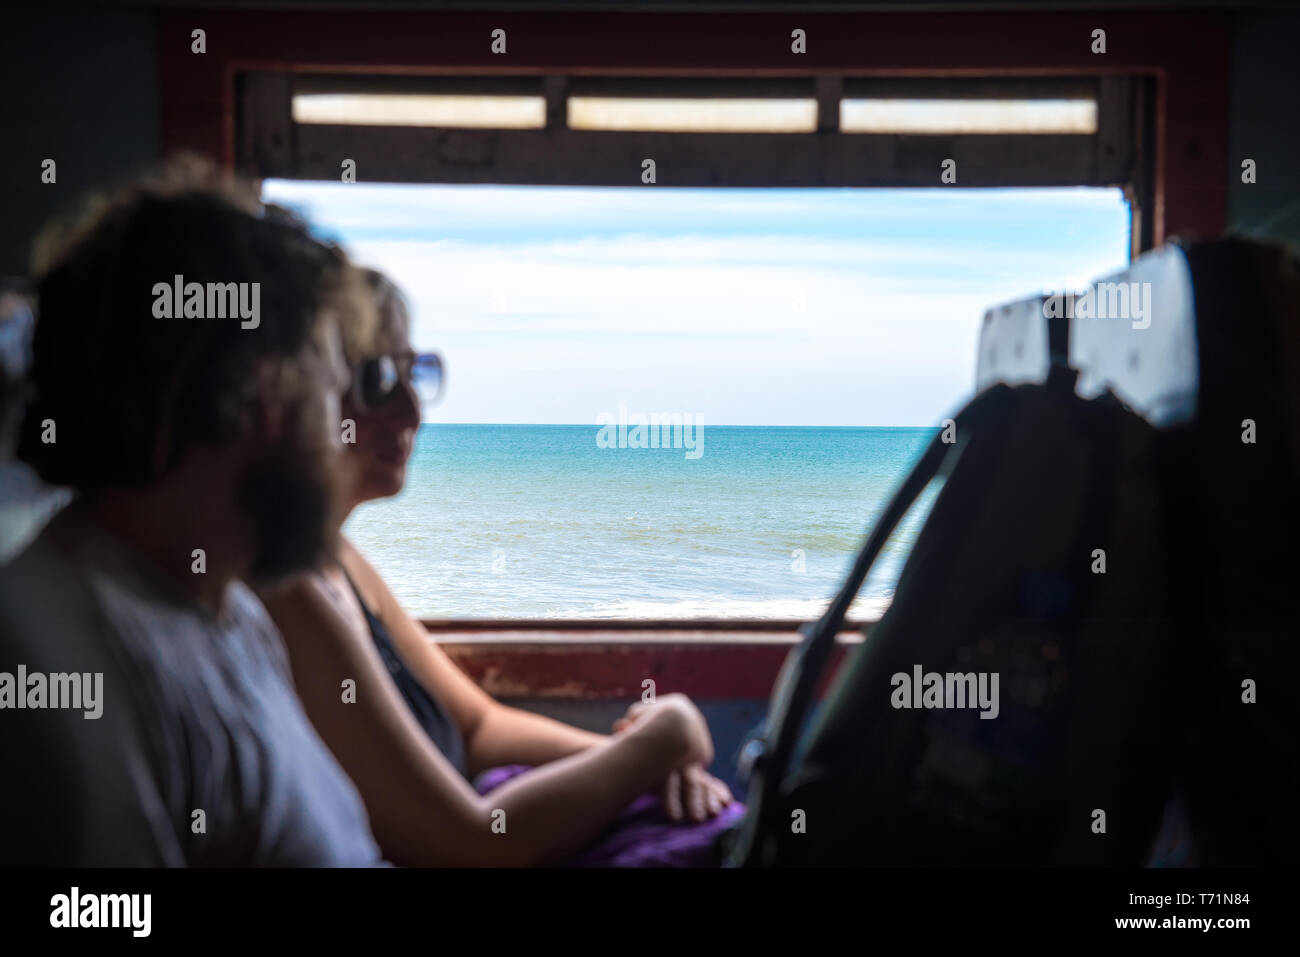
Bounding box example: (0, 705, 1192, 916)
(263, 178, 1131, 622)
(243, 69, 1142, 623)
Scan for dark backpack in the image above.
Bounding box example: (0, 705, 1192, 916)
(728, 369, 1180, 866)
(728, 238, 1300, 867)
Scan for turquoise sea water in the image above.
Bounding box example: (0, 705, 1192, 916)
(345, 424, 939, 620)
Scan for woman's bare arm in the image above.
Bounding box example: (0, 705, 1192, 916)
(459, 704, 606, 774)
(263, 575, 708, 866)
(338, 539, 608, 776)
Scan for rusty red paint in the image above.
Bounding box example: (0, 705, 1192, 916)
(437, 630, 862, 700)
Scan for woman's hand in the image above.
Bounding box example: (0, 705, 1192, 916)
(612, 694, 731, 821)
(659, 764, 735, 823)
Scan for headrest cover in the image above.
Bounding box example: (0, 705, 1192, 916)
(1070, 244, 1199, 427)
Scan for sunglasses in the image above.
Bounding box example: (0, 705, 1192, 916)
(352, 351, 444, 411)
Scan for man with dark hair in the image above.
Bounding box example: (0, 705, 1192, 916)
(0, 160, 385, 865)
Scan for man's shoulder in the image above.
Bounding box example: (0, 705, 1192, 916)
(0, 523, 186, 866)
(0, 509, 138, 631)
(0, 512, 72, 582)
(0, 519, 105, 653)
(0, 522, 382, 866)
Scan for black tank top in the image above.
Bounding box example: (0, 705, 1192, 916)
(342, 571, 468, 778)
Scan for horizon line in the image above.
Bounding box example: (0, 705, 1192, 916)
(417, 422, 942, 428)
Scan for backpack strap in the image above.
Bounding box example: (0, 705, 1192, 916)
(728, 381, 1019, 866)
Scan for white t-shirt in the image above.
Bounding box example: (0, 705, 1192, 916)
(0, 507, 384, 866)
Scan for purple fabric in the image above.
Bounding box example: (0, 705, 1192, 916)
(474, 764, 746, 867)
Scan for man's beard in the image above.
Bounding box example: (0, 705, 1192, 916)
(238, 434, 340, 587)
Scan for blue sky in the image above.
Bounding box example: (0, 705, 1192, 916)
(263, 181, 1131, 425)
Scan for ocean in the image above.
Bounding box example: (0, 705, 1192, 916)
(345, 424, 940, 620)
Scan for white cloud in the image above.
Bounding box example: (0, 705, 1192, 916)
(263, 182, 1129, 425)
